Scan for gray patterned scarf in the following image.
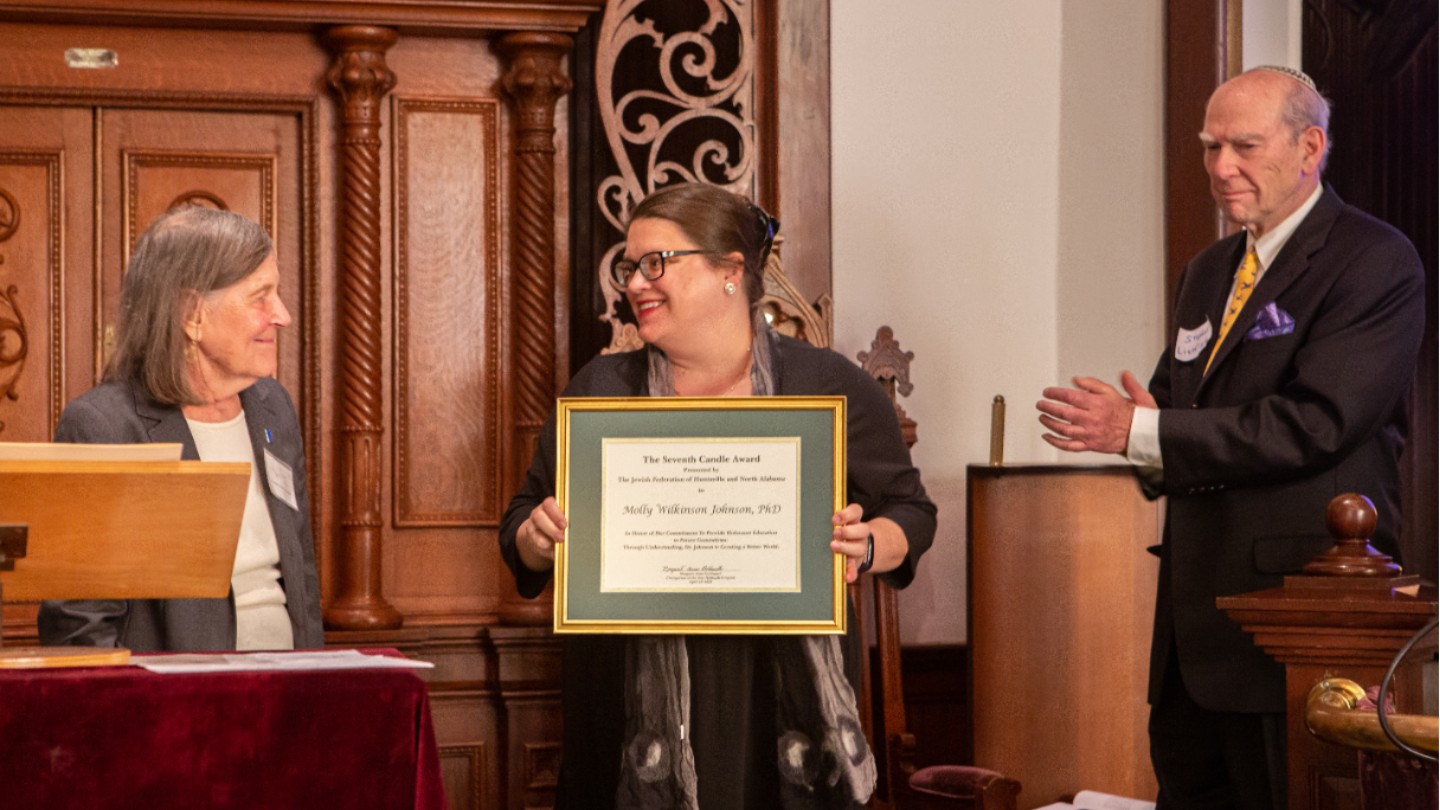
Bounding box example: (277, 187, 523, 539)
(615, 313, 876, 809)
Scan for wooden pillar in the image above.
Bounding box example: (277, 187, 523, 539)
(498, 31, 572, 626)
(323, 24, 402, 631)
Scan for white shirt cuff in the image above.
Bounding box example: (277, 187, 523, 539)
(1126, 406, 1163, 470)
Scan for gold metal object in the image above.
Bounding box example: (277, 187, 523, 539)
(1305, 677, 1439, 754)
(989, 395, 1005, 466)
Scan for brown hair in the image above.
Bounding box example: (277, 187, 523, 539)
(106, 206, 274, 405)
(628, 182, 778, 309)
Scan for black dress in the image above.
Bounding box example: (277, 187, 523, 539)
(499, 333, 936, 809)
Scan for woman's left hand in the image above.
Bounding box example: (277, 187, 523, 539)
(831, 503, 905, 583)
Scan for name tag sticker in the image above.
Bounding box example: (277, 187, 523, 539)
(264, 448, 300, 511)
(1174, 318, 1213, 363)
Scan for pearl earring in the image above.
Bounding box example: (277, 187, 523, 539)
(724, 281, 737, 296)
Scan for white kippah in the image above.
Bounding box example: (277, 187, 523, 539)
(1252, 64, 1318, 93)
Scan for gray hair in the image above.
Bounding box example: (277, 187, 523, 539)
(1252, 65, 1333, 171)
(106, 206, 274, 405)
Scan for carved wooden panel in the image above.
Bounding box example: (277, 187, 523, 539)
(0, 150, 61, 441)
(521, 741, 561, 809)
(393, 97, 503, 528)
(439, 743, 488, 810)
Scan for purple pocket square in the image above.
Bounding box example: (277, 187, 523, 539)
(1245, 302, 1295, 340)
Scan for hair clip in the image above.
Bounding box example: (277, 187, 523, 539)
(750, 203, 780, 259)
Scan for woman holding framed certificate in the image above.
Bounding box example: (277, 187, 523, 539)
(501, 182, 936, 809)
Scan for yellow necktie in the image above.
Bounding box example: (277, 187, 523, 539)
(1204, 247, 1259, 374)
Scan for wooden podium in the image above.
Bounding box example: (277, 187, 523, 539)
(968, 464, 1162, 807)
(0, 457, 250, 663)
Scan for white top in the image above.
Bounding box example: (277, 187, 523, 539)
(1127, 184, 1324, 472)
(186, 409, 294, 651)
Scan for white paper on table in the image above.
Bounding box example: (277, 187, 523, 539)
(134, 649, 434, 674)
(1072, 791, 1156, 810)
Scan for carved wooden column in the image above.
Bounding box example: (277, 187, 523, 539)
(499, 31, 572, 625)
(323, 25, 401, 630)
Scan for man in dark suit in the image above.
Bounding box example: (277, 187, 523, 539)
(1035, 66, 1425, 810)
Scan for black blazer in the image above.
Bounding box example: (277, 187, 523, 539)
(38, 377, 325, 652)
(1144, 187, 1424, 713)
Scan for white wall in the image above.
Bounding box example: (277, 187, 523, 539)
(1243, 0, 1302, 70)
(831, 2, 1165, 644)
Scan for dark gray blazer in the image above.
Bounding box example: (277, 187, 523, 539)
(38, 377, 324, 652)
(1145, 187, 1425, 714)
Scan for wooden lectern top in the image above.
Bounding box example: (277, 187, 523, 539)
(0, 458, 250, 601)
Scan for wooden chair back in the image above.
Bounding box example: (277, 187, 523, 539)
(854, 327, 1021, 810)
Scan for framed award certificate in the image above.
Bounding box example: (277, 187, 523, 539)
(553, 396, 846, 634)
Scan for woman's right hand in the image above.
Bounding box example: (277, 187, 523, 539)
(517, 496, 567, 573)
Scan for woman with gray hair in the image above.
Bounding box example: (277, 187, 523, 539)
(39, 206, 323, 652)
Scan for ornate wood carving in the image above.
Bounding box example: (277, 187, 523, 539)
(757, 237, 832, 348)
(166, 190, 228, 211)
(0, 285, 26, 430)
(498, 31, 572, 625)
(0, 152, 63, 436)
(323, 24, 401, 630)
(857, 326, 917, 449)
(0, 188, 17, 241)
(0, 183, 26, 434)
(594, 0, 758, 353)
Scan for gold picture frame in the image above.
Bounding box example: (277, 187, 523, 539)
(554, 396, 846, 634)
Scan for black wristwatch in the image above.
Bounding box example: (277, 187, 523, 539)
(856, 533, 875, 575)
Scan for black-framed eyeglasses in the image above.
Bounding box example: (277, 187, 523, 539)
(610, 249, 711, 289)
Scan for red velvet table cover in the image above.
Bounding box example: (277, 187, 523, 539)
(0, 649, 446, 809)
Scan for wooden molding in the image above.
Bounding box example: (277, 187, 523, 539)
(0, 1, 600, 33)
